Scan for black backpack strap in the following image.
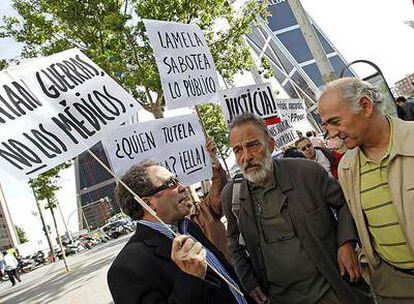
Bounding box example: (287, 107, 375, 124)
(231, 173, 246, 246)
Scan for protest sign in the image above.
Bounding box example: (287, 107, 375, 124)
(219, 83, 297, 149)
(266, 118, 298, 150)
(102, 114, 212, 186)
(274, 98, 307, 126)
(143, 19, 219, 109)
(0, 48, 140, 179)
(219, 83, 279, 125)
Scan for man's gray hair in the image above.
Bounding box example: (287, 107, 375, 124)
(229, 112, 269, 137)
(319, 77, 382, 112)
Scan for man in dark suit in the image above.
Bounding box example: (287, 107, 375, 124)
(107, 160, 250, 304)
(222, 113, 373, 304)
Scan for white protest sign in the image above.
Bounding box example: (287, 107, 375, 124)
(274, 98, 307, 126)
(0, 48, 140, 179)
(102, 114, 212, 186)
(219, 83, 279, 125)
(143, 19, 219, 109)
(267, 118, 298, 150)
(219, 83, 297, 149)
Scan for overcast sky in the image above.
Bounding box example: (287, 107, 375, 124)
(0, 0, 413, 253)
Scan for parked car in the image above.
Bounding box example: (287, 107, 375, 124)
(101, 220, 133, 239)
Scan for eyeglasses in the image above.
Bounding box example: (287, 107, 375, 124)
(143, 176, 180, 197)
(300, 144, 312, 152)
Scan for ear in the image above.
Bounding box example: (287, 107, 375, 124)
(267, 135, 275, 152)
(144, 197, 157, 212)
(359, 96, 375, 117)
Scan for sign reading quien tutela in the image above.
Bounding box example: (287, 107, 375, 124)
(102, 114, 212, 186)
(143, 19, 220, 109)
(0, 48, 140, 179)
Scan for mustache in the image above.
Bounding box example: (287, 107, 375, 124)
(241, 161, 261, 170)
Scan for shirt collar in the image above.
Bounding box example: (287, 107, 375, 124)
(138, 219, 179, 238)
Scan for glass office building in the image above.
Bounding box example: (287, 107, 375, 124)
(245, 0, 355, 107)
(75, 110, 139, 230)
(74, 142, 118, 229)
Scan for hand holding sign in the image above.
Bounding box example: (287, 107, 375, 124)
(171, 235, 207, 279)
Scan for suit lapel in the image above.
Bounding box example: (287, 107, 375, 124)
(135, 223, 173, 261)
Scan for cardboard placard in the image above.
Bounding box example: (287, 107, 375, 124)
(0, 48, 140, 179)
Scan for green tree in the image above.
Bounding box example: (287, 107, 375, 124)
(28, 162, 71, 271)
(0, 59, 7, 70)
(198, 103, 229, 156)
(15, 225, 28, 243)
(1, 0, 267, 118)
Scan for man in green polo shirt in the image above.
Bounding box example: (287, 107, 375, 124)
(318, 77, 414, 303)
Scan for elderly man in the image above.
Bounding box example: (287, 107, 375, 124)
(295, 137, 343, 179)
(318, 77, 414, 303)
(221, 113, 372, 304)
(107, 161, 251, 304)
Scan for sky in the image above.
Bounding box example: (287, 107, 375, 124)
(0, 0, 413, 254)
(301, 0, 414, 84)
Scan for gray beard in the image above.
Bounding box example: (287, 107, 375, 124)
(240, 157, 273, 185)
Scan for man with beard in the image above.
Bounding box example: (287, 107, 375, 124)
(108, 161, 251, 304)
(221, 113, 373, 304)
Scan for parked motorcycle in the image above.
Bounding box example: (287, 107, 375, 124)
(32, 250, 47, 267)
(17, 255, 35, 273)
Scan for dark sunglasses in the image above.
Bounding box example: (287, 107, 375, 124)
(300, 143, 312, 152)
(143, 176, 180, 197)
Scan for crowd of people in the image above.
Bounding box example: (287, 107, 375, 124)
(107, 77, 414, 304)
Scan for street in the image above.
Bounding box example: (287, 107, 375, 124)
(0, 234, 130, 304)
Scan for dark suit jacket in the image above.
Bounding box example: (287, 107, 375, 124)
(222, 159, 370, 304)
(107, 221, 249, 304)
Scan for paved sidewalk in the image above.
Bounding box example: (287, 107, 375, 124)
(0, 234, 130, 304)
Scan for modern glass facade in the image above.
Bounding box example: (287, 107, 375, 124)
(75, 142, 117, 230)
(245, 0, 355, 106)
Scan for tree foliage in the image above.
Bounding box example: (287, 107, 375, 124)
(15, 225, 28, 243)
(1, 0, 267, 119)
(0, 59, 7, 70)
(197, 103, 230, 157)
(28, 162, 72, 208)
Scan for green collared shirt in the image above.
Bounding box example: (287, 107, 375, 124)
(248, 172, 329, 304)
(359, 117, 414, 269)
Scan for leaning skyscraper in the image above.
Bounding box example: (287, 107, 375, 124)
(245, 0, 355, 108)
(74, 114, 139, 230)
